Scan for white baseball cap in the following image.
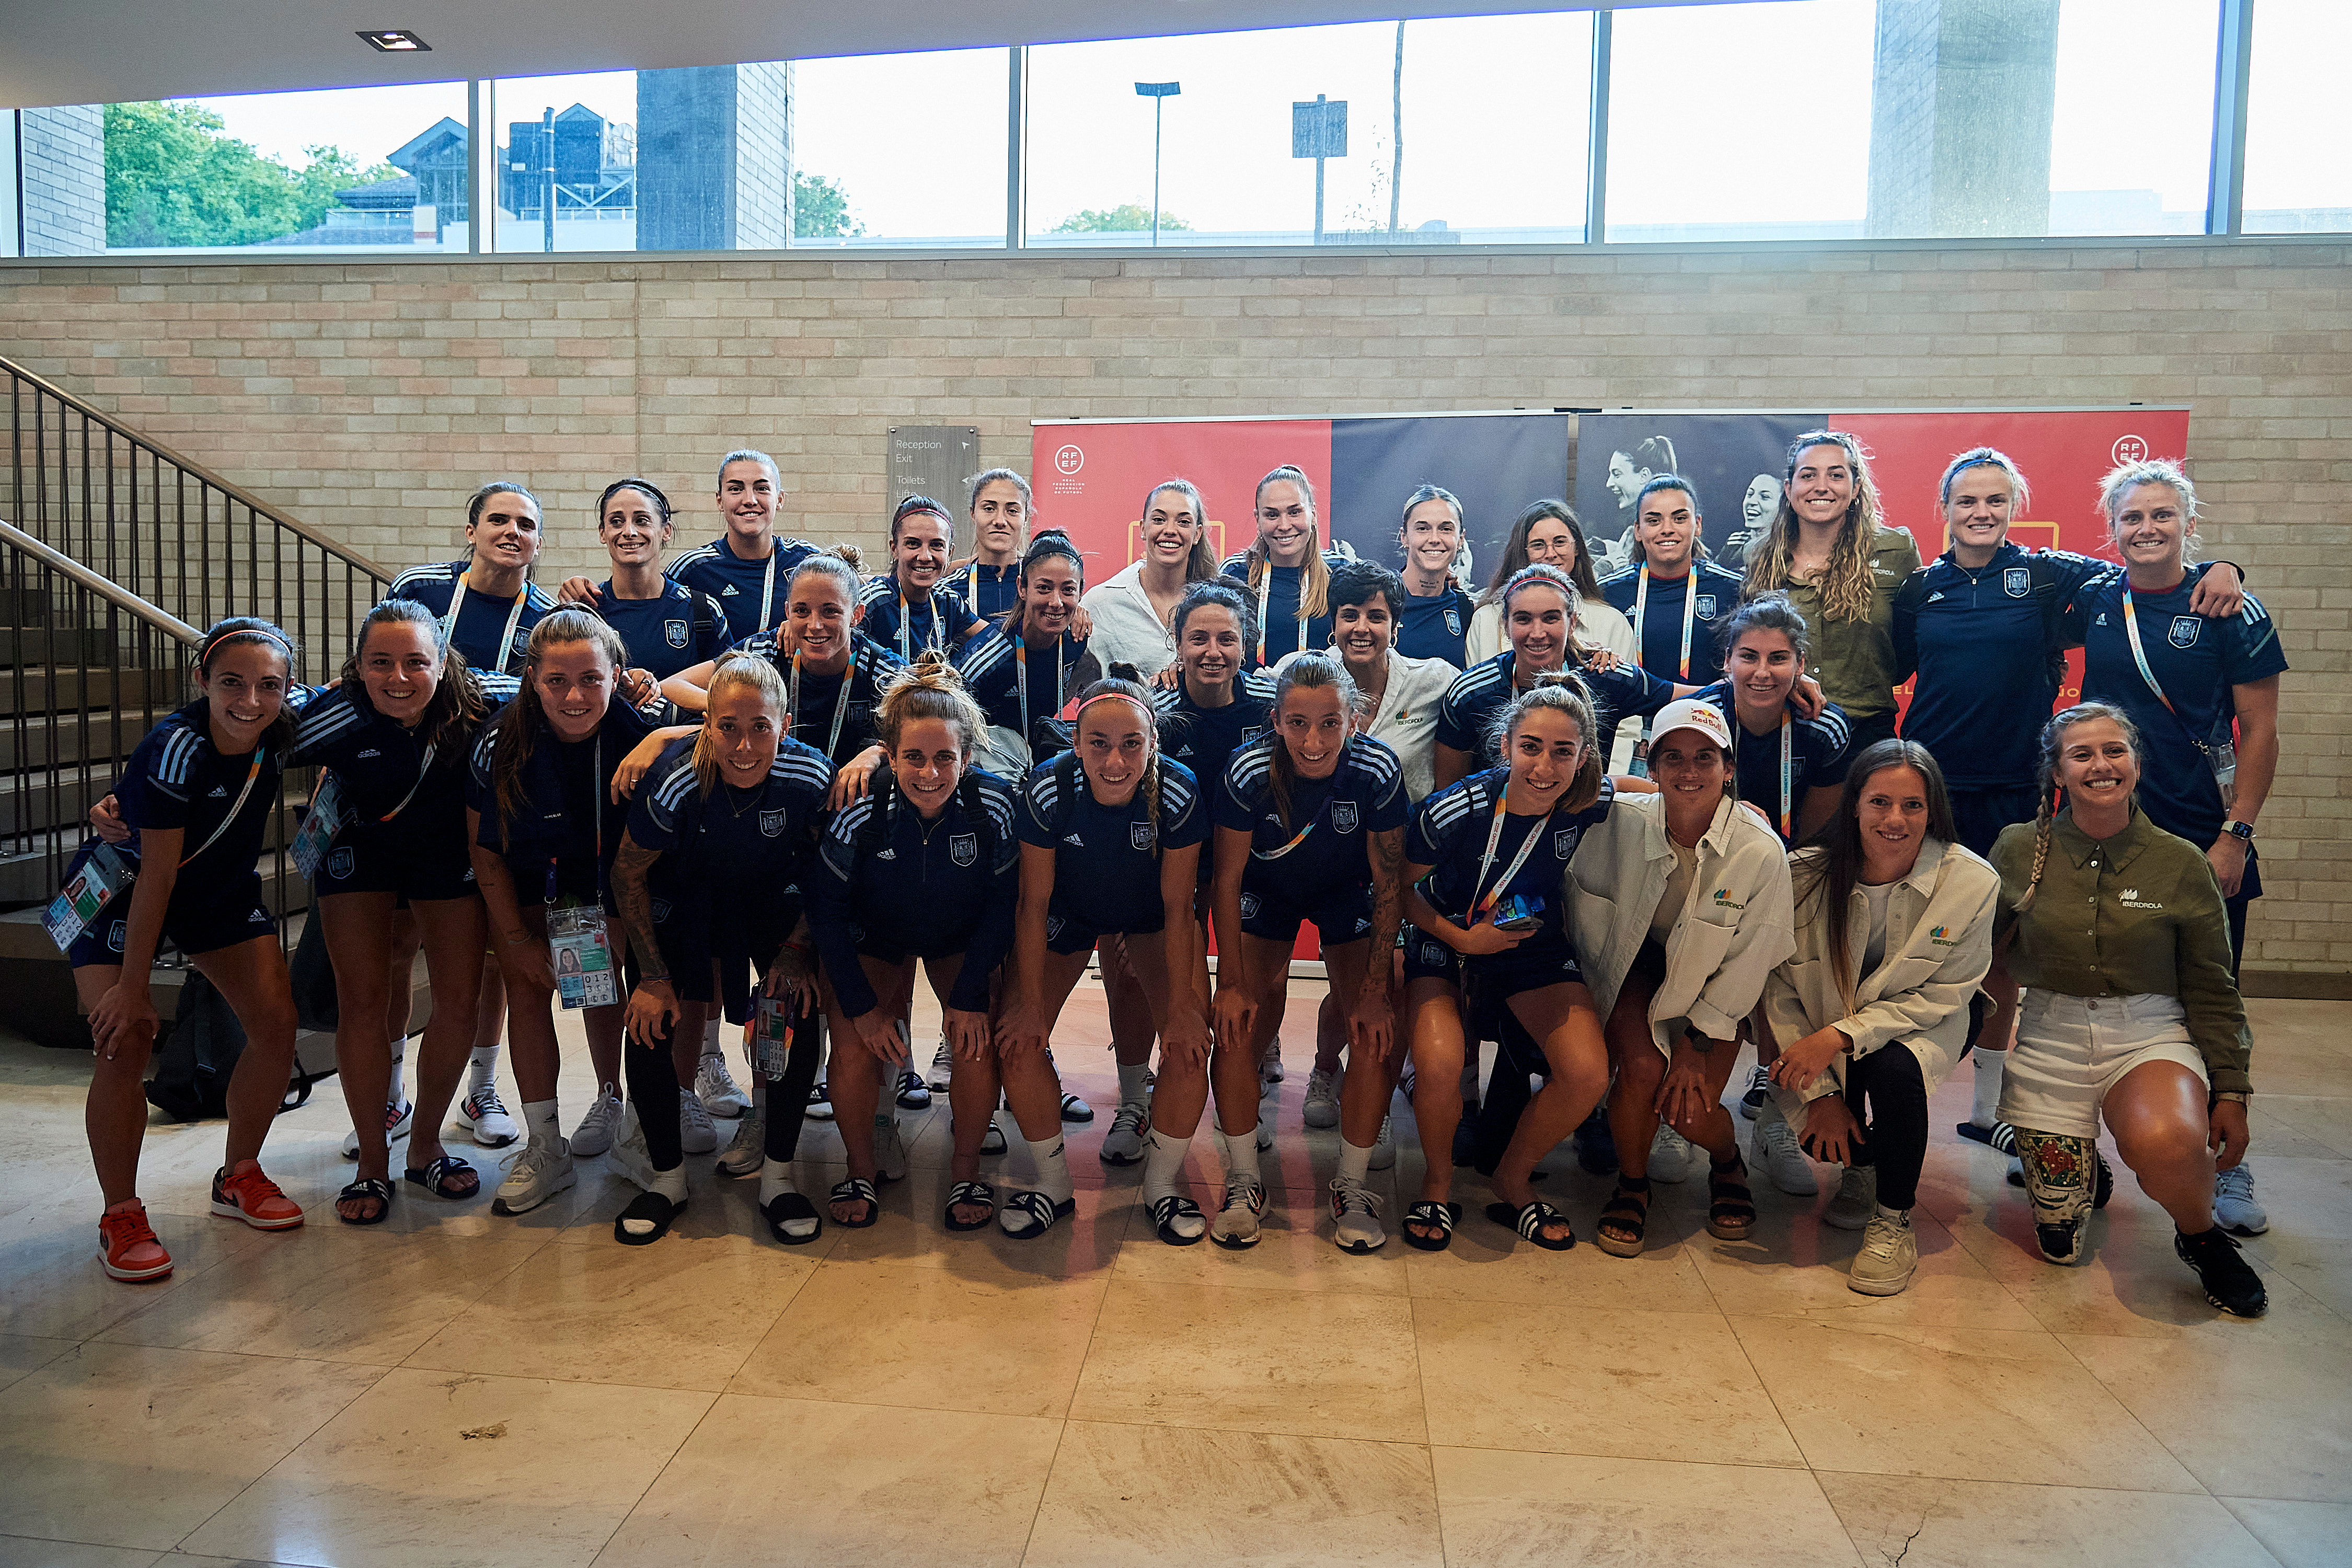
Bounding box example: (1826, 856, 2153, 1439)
(1651, 698, 1734, 754)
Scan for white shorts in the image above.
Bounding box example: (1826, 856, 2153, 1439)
(1998, 990, 2210, 1139)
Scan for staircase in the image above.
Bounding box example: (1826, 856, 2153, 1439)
(0, 353, 400, 1048)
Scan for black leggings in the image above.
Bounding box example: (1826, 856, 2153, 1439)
(624, 996, 824, 1173)
(1818, 1045, 1930, 1210)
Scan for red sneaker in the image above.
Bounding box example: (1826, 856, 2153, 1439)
(98, 1200, 174, 1282)
(211, 1159, 305, 1230)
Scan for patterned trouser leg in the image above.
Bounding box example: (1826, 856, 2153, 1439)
(2015, 1127, 2095, 1263)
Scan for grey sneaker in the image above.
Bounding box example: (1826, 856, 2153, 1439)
(927, 1039, 955, 1092)
(678, 1088, 719, 1156)
(1751, 1099, 1819, 1196)
(1368, 1113, 1396, 1172)
(874, 1117, 909, 1182)
(1825, 1163, 1876, 1230)
(695, 1053, 751, 1119)
(1100, 1102, 1150, 1166)
(1848, 1207, 1918, 1296)
(567, 1086, 622, 1158)
(2213, 1165, 2268, 1236)
(716, 1110, 766, 1178)
(1211, 1176, 1266, 1249)
(1648, 1123, 1696, 1183)
(1330, 1175, 1386, 1253)
(1302, 1067, 1341, 1128)
(491, 1138, 575, 1216)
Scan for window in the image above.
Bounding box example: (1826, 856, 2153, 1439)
(2046, 0, 2217, 236)
(2242, 0, 2352, 233)
(1026, 15, 1592, 248)
(491, 72, 640, 252)
(790, 50, 1010, 247)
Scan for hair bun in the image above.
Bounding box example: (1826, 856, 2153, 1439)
(829, 542, 864, 572)
(909, 649, 956, 681)
(1106, 661, 1143, 684)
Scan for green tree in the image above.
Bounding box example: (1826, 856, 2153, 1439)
(793, 172, 863, 238)
(105, 101, 397, 248)
(1052, 204, 1190, 233)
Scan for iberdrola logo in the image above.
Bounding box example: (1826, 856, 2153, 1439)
(1930, 924, 1958, 947)
(1711, 887, 1744, 910)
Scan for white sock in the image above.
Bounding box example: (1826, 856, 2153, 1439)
(1223, 1123, 1262, 1184)
(648, 1163, 686, 1203)
(388, 1045, 407, 1103)
(1141, 1127, 1189, 1206)
(523, 1098, 561, 1148)
(1117, 1060, 1152, 1108)
(1971, 1047, 2008, 1128)
(1336, 1137, 1375, 1186)
(1877, 1202, 1909, 1223)
(1025, 1134, 1074, 1203)
(758, 1158, 797, 1208)
(469, 1044, 499, 1093)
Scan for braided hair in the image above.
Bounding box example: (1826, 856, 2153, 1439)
(2015, 701, 2145, 914)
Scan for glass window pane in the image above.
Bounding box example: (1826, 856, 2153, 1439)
(1027, 16, 1591, 248)
(492, 72, 640, 252)
(88, 82, 468, 256)
(2243, 0, 2352, 233)
(790, 50, 1008, 247)
(2047, 0, 2215, 235)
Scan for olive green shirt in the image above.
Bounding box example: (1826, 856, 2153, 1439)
(1769, 524, 1920, 720)
(1990, 805, 2251, 1094)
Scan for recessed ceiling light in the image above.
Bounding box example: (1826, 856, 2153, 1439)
(359, 29, 430, 51)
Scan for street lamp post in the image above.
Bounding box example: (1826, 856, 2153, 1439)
(1134, 81, 1180, 247)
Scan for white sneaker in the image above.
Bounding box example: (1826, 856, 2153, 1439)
(695, 1053, 751, 1119)
(492, 1138, 575, 1216)
(927, 1039, 954, 1092)
(1330, 1175, 1386, 1253)
(456, 1086, 518, 1149)
(678, 1089, 719, 1156)
(1100, 1102, 1150, 1166)
(1752, 1101, 1819, 1196)
(1825, 1163, 1876, 1230)
(2214, 1164, 2269, 1236)
(568, 1086, 624, 1158)
(608, 1111, 660, 1191)
(1302, 1067, 1341, 1128)
(1368, 1113, 1396, 1172)
(874, 1119, 909, 1182)
(1255, 1120, 1275, 1152)
(341, 1099, 412, 1159)
(716, 1110, 767, 1177)
(1212, 1176, 1266, 1249)
(1848, 1207, 1918, 1296)
(1260, 1041, 1285, 1084)
(1648, 1123, 1696, 1184)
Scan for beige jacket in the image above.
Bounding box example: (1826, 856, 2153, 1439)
(1565, 792, 1795, 1055)
(1762, 838, 1999, 1115)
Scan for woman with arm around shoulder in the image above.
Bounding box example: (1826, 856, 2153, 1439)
(1566, 699, 1796, 1260)
(1761, 741, 1998, 1295)
(1219, 466, 1347, 667)
(1084, 479, 1220, 680)
(1987, 703, 2265, 1317)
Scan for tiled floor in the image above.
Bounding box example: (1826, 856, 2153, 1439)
(2, 985, 2348, 1568)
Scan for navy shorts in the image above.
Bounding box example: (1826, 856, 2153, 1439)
(1045, 902, 1166, 955)
(1237, 879, 1374, 946)
(1945, 786, 2041, 859)
(315, 823, 477, 904)
(64, 851, 275, 970)
(1401, 921, 1584, 1001)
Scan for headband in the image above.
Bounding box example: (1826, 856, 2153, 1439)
(895, 502, 953, 531)
(1075, 690, 1153, 723)
(201, 627, 294, 664)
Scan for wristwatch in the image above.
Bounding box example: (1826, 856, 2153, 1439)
(2223, 820, 2257, 842)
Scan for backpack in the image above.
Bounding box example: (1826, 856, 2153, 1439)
(144, 973, 249, 1123)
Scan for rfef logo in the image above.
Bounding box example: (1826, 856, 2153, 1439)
(1054, 445, 1085, 477)
(2112, 434, 2149, 465)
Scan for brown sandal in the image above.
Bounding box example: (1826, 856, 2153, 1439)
(1596, 1174, 1652, 1258)
(1707, 1154, 1757, 1241)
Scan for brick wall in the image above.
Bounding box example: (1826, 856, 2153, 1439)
(0, 239, 2344, 975)
(18, 106, 106, 256)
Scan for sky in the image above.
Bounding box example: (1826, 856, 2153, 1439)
(174, 0, 2348, 241)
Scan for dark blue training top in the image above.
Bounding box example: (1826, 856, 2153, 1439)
(1597, 559, 1747, 688)
(939, 560, 1021, 622)
(2070, 568, 2287, 852)
(1154, 672, 1274, 795)
(666, 534, 821, 644)
(1407, 766, 1616, 944)
(467, 692, 674, 901)
(1581, 665, 1851, 848)
(1395, 583, 1475, 667)
(592, 577, 730, 681)
(1218, 550, 1348, 666)
(731, 628, 905, 767)
(1213, 731, 1409, 905)
(106, 693, 317, 886)
(1015, 754, 1208, 936)
(955, 624, 1091, 749)
(1435, 652, 1628, 767)
(386, 559, 557, 677)
(859, 575, 982, 662)
(293, 673, 517, 848)
(810, 770, 1021, 1018)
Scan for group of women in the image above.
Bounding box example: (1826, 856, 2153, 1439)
(65, 436, 2282, 1320)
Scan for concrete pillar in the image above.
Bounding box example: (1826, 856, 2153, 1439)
(18, 106, 107, 255)
(636, 62, 793, 251)
(1866, 0, 2061, 239)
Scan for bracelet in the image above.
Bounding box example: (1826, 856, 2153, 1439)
(2211, 1090, 2250, 1105)
(640, 970, 671, 986)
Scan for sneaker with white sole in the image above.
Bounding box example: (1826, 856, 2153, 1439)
(456, 1087, 518, 1149)
(568, 1086, 623, 1158)
(2214, 1164, 2268, 1236)
(1100, 1102, 1150, 1166)
(927, 1039, 954, 1092)
(1738, 1064, 1770, 1120)
(1824, 1163, 1876, 1230)
(1260, 1041, 1285, 1084)
(716, 1110, 766, 1177)
(1648, 1123, 1696, 1183)
(1848, 1207, 1917, 1296)
(1330, 1175, 1386, 1253)
(341, 1098, 413, 1160)
(492, 1139, 576, 1216)
(608, 1112, 660, 1191)
(1368, 1113, 1396, 1172)
(1212, 1177, 1266, 1249)
(896, 1070, 932, 1110)
(805, 1082, 835, 1121)
(874, 1119, 909, 1182)
(1751, 1101, 1819, 1196)
(679, 1089, 718, 1155)
(695, 1053, 751, 1119)
(1302, 1067, 1341, 1128)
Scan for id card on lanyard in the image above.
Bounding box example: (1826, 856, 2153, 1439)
(292, 771, 351, 881)
(2120, 585, 2237, 794)
(754, 991, 798, 1080)
(894, 590, 942, 662)
(44, 840, 133, 952)
(443, 571, 528, 675)
(545, 733, 617, 1009)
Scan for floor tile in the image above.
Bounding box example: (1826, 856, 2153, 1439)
(2247, 1097, 2352, 1160)
(1819, 1473, 2278, 1567)
(1689, 1204, 2043, 1329)
(0, 1333, 74, 1392)
(0, 1538, 164, 1568)
(1108, 1178, 1413, 1297)
(179, 1367, 714, 1568)
(403, 1231, 814, 1392)
(1730, 1317, 2203, 1492)
(1433, 1448, 1863, 1567)
(2217, 1496, 2352, 1568)
(1413, 1300, 1803, 1465)
(1068, 1278, 1425, 1443)
(0, 1342, 382, 1552)
(1023, 1421, 1444, 1568)
(593, 1394, 1059, 1568)
(0, 1202, 269, 1339)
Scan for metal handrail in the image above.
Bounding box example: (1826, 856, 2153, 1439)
(0, 351, 388, 581)
(0, 517, 199, 645)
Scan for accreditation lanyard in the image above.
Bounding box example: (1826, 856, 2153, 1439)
(377, 740, 437, 822)
(1469, 786, 1549, 920)
(965, 561, 1006, 618)
(790, 649, 853, 760)
(1633, 565, 1698, 682)
(444, 571, 528, 675)
(2118, 585, 2182, 716)
(1771, 712, 1794, 843)
(1016, 636, 1066, 741)
(1252, 764, 1342, 862)
(545, 733, 603, 903)
(895, 589, 942, 662)
(181, 750, 266, 866)
(1255, 567, 1308, 666)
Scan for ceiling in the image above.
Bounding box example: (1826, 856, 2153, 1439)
(0, 0, 1756, 111)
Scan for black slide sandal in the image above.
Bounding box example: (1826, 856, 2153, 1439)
(763, 1191, 822, 1245)
(1486, 1199, 1576, 1251)
(614, 1191, 681, 1245)
(829, 1177, 881, 1228)
(999, 1189, 1076, 1238)
(402, 1155, 478, 1201)
(1402, 1200, 1462, 1252)
(1148, 1193, 1206, 1246)
(944, 1180, 997, 1232)
(336, 1177, 394, 1226)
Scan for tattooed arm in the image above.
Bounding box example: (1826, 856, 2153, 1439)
(612, 832, 678, 1043)
(1352, 826, 1406, 1062)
